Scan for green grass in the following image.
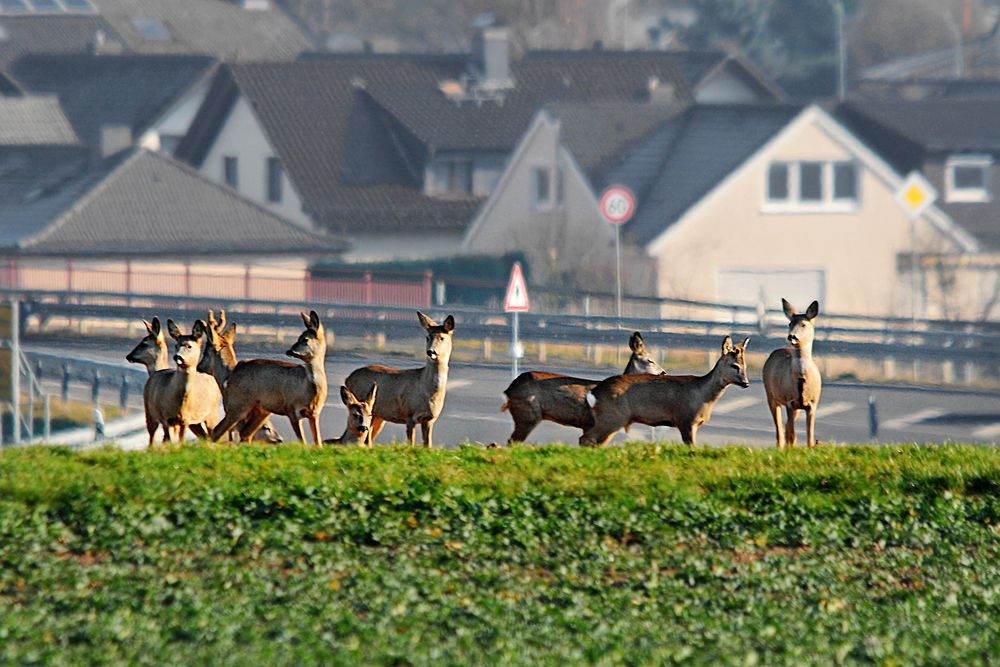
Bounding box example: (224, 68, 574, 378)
(2, 443, 1000, 665)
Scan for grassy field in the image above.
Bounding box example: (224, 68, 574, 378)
(1, 443, 999, 665)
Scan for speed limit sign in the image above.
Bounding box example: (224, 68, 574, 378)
(599, 186, 636, 225)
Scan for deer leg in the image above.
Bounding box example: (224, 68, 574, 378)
(508, 417, 540, 443)
(420, 421, 432, 448)
(367, 417, 385, 446)
(767, 401, 784, 450)
(678, 423, 696, 446)
(405, 421, 416, 446)
(238, 410, 271, 443)
(176, 424, 188, 444)
(308, 415, 321, 446)
(784, 406, 797, 448)
(579, 423, 616, 447)
(212, 409, 249, 442)
(146, 416, 158, 447)
(288, 416, 305, 443)
(189, 423, 208, 440)
(507, 401, 541, 443)
(805, 405, 816, 448)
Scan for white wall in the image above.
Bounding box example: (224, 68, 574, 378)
(199, 95, 313, 230)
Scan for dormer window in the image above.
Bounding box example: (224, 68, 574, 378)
(764, 160, 859, 212)
(945, 154, 992, 203)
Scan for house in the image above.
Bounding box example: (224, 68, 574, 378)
(463, 102, 981, 319)
(0, 0, 312, 67)
(174, 34, 782, 261)
(8, 53, 217, 157)
(0, 147, 346, 302)
(837, 98, 1000, 319)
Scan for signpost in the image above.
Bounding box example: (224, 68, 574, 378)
(599, 185, 636, 322)
(504, 261, 530, 379)
(894, 172, 938, 325)
(0, 301, 18, 445)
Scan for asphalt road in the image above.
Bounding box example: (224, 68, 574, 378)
(34, 341, 1000, 448)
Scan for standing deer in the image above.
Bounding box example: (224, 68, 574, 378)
(161, 319, 223, 442)
(344, 311, 454, 447)
(323, 385, 377, 445)
(762, 299, 822, 449)
(211, 311, 328, 445)
(198, 309, 282, 443)
(501, 331, 666, 443)
(580, 336, 750, 446)
(126, 317, 175, 444)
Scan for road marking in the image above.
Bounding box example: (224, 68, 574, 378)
(448, 379, 473, 389)
(713, 396, 758, 415)
(882, 408, 945, 431)
(973, 423, 1000, 440)
(820, 401, 854, 418)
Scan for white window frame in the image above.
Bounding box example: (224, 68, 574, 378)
(762, 159, 860, 213)
(945, 154, 992, 203)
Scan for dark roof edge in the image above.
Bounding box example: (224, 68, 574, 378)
(174, 64, 239, 167)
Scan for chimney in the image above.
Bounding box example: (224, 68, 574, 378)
(100, 124, 133, 158)
(472, 25, 513, 91)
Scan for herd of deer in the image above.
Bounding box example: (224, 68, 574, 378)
(124, 299, 822, 450)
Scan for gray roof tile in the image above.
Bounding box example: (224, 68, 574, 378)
(0, 94, 80, 144)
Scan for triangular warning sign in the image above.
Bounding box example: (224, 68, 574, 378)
(504, 262, 530, 312)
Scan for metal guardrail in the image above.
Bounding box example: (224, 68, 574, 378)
(6, 287, 999, 368)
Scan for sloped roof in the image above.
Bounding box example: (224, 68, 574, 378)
(0, 1, 311, 65)
(0, 145, 91, 246)
(10, 54, 215, 151)
(1, 148, 345, 257)
(0, 95, 79, 145)
(545, 101, 688, 178)
(177, 50, 759, 234)
(612, 104, 801, 246)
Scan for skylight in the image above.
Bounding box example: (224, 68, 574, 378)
(130, 16, 170, 42)
(0, 0, 97, 13)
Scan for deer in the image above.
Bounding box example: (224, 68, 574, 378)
(501, 331, 666, 443)
(160, 319, 223, 442)
(323, 385, 377, 445)
(762, 299, 822, 449)
(211, 311, 328, 445)
(580, 336, 750, 446)
(197, 309, 283, 443)
(126, 317, 176, 445)
(344, 311, 454, 447)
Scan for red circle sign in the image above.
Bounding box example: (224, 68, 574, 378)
(600, 186, 636, 225)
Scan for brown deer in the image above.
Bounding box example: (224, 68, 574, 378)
(501, 331, 666, 443)
(762, 299, 822, 449)
(198, 309, 282, 443)
(126, 317, 176, 445)
(344, 311, 454, 447)
(580, 336, 750, 446)
(211, 311, 328, 445)
(323, 385, 377, 445)
(161, 319, 223, 442)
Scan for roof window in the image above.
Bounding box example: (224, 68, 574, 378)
(131, 16, 171, 42)
(0, 0, 96, 13)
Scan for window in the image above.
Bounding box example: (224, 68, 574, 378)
(946, 155, 992, 202)
(130, 17, 171, 41)
(767, 162, 789, 201)
(447, 160, 472, 195)
(532, 167, 551, 208)
(764, 160, 860, 211)
(223, 156, 238, 189)
(833, 162, 857, 201)
(266, 157, 283, 203)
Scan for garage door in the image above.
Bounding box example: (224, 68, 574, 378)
(717, 269, 825, 308)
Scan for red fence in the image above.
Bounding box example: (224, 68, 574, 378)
(0, 261, 433, 307)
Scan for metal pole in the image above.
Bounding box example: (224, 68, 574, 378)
(615, 225, 622, 322)
(910, 217, 917, 327)
(833, 0, 846, 101)
(511, 311, 520, 380)
(10, 300, 19, 444)
(44, 394, 50, 442)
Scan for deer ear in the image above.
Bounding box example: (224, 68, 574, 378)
(721, 336, 733, 354)
(300, 311, 311, 329)
(340, 385, 356, 406)
(192, 319, 207, 338)
(739, 336, 750, 350)
(166, 319, 183, 341)
(629, 331, 643, 353)
(805, 301, 819, 320)
(142, 319, 153, 334)
(222, 322, 237, 342)
(442, 315, 455, 333)
(150, 317, 162, 336)
(309, 310, 322, 331)
(207, 309, 216, 328)
(781, 298, 796, 321)
(417, 311, 435, 330)
(364, 382, 377, 406)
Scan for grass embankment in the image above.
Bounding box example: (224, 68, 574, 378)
(2, 444, 1000, 665)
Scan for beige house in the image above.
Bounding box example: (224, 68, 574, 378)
(463, 103, 981, 318)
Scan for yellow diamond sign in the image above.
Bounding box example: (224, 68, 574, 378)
(895, 171, 937, 219)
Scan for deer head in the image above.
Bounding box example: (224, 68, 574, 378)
(417, 311, 455, 363)
(126, 317, 167, 368)
(624, 331, 666, 375)
(167, 319, 207, 370)
(781, 299, 819, 349)
(286, 310, 326, 363)
(340, 384, 377, 439)
(720, 335, 751, 388)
